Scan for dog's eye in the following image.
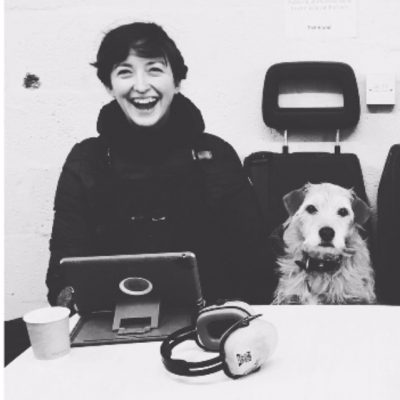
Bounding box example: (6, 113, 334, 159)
(338, 207, 349, 217)
(305, 205, 318, 214)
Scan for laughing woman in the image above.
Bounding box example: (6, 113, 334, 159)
(46, 22, 272, 308)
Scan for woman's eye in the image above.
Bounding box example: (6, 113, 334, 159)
(149, 67, 164, 73)
(305, 205, 318, 214)
(116, 69, 132, 76)
(338, 208, 349, 217)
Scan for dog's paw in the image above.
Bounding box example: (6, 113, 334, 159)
(273, 295, 301, 305)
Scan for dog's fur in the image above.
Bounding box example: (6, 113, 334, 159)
(273, 183, 376, 305)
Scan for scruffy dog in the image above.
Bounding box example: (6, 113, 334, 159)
(273, 183, 376, 305)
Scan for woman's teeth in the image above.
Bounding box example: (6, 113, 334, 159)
(130, 97, 158, 110)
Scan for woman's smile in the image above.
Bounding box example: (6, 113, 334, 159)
(129, 96, 159, 110)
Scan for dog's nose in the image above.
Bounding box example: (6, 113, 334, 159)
(319, 227, 335, 242)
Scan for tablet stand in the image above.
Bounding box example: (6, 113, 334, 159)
(112, 295, 160, 335)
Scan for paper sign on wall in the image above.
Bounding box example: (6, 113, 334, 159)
(285, 0, 358, 38)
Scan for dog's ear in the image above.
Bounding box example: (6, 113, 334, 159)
(352, 196, 371, 225)
(283, 188, 306, 216)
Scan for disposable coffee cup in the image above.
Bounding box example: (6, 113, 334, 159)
(23, 306, 71, 360)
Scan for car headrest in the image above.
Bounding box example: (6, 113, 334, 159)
(262, 62, 360, 130)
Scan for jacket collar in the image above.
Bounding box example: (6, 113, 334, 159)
(97, 93, 205, 141)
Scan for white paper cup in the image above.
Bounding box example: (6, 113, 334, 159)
(23, 306, 71, 360)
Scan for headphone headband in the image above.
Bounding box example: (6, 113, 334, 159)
(161, 326, 223, 376)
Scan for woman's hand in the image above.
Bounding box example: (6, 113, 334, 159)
(56, 286, 75, 309)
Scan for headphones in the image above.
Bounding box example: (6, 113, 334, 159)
(160, 300, 278, 379)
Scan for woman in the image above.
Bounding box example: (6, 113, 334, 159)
(46, 22, 272, 308)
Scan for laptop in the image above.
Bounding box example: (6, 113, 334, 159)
(61, 252, 203, 346)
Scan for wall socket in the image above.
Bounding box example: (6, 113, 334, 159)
(366, 73, 396, 105)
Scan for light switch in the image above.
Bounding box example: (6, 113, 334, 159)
(366, 73, 396, 105)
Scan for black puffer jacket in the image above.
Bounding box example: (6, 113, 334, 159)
(46, 94, 273, 305)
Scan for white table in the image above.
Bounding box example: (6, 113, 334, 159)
(5, 306, 400, 400)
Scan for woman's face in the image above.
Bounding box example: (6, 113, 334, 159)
(109, 50, 179, 128)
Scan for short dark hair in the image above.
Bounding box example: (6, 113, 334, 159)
(92, 22, 188, 88)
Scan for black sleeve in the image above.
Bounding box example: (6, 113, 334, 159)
(46, 144, 94, 305)
(201, 136, 277, 303)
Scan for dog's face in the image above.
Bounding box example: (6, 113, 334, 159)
(283, 183, 370, 258)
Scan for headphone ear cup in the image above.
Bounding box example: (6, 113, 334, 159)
(221, 319, 278, 378)
(196, 302, 253, 351)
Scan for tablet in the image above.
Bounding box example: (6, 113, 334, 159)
(61, 252, 204, 346)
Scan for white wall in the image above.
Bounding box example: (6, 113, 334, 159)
(5, 0, 400, 319)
